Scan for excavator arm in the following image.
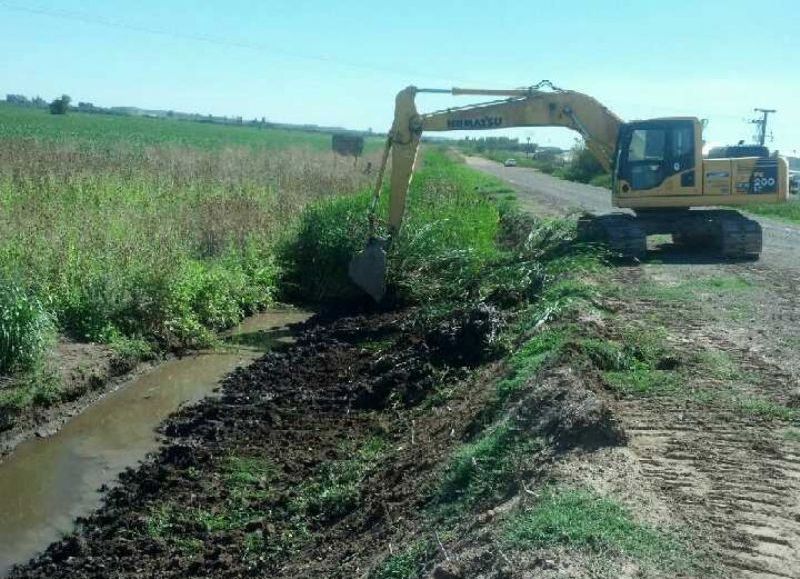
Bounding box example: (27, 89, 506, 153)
(386, 82, 623, 233)
(349, 82, 623, 301)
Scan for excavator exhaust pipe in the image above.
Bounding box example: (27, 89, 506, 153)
(348, 237, 388, 302)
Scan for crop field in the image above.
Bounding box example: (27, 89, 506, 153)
(0, 103, 370, 150)
(0, 108, 379, 427)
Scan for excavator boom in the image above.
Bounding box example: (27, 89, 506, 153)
(349, 83, 624, 301)
(386, 83, 622, 234)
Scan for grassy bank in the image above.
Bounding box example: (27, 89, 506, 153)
(281, 151, 700, 576)
(0, 126, 376, 425)
(281, 149, 507, 304)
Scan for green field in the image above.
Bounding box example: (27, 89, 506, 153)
(0, 105, 384, 421)
(0, 103, 522, 427)
(0, 103, 376, 151)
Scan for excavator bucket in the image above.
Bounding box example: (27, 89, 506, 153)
(348, 237, 387, 302)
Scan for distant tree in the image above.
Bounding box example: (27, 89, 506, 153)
(559, 140, 606, 183)
(49, 94, 71, 115)
(5, 94, 29, 106)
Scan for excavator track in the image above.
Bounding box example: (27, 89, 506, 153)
(578, 210, 762, 260)
(577, 214, 646, 259)
(717, 212, 762, 258)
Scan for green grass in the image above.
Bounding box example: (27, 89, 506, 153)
(688, 383, 796, 422)
(782, 428, 800, 442)
(589, 173, 612, 188)
(145, 439, 387, 566)
(370, 540, 433, 579)
(635, 275, 752, 302)
(746, 200, 800, 224)
(146, 454, 277, 549)
(598, 325, 681, 396)
(504, 488, 692, 573)
(0, 102, 381, 151)
(604, 365, 680, 396)
(143, 453, 312, 567)
(496, 327, 573, 399)
(735, 397, 797, 420)
(694, 350, 742, 381)
(290, 436, 386, 521)
(436, 421, 543, 510)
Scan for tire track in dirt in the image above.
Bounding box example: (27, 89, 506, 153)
(467, 160, 800, 577)
(609, 267, 800, 579)
(623, 406, 800, 578)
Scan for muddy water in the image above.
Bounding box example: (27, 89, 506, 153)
(0, 309, 310, 576)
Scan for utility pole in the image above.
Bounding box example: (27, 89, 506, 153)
(750, 108, 776, 146)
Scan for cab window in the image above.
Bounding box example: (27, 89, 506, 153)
(628, 128, 666, 162)
(626, 128, 667, 190)
(671, 125, 694, 168)
(672, 126, 693, 158)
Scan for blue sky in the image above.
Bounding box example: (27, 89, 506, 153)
(1, 0, 798, 153)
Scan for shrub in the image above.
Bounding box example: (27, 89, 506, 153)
(48, 94, 71, 115)
(280, 149, 502, 304)
(278, 191, 373, 302)
(0, 140, 358, 353)
(555, 143, 606, 184)
(0, 279, 54, 373)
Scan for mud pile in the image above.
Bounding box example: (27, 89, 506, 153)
(10, 304, 622, 578)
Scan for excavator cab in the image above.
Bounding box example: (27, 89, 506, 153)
(613, 119, 700, 200)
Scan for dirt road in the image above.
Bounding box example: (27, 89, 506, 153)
(468, 156, 800, 579)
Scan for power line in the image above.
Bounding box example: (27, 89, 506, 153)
(0, 1, 490, 86)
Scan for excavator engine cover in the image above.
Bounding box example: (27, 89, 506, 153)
(349, 237, 387, 302)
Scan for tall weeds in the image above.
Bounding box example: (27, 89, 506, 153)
(0, 139, 375, 353)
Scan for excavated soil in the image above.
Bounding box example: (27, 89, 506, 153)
(8, 300, 627, 579)
(4, 309, 487, 577)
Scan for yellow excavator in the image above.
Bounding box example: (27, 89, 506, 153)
(349, 81, 789, 301)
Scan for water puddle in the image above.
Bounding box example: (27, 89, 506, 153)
(0, 308, 311, 575)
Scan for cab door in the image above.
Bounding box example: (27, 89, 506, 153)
(615, 120, 700, 197)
